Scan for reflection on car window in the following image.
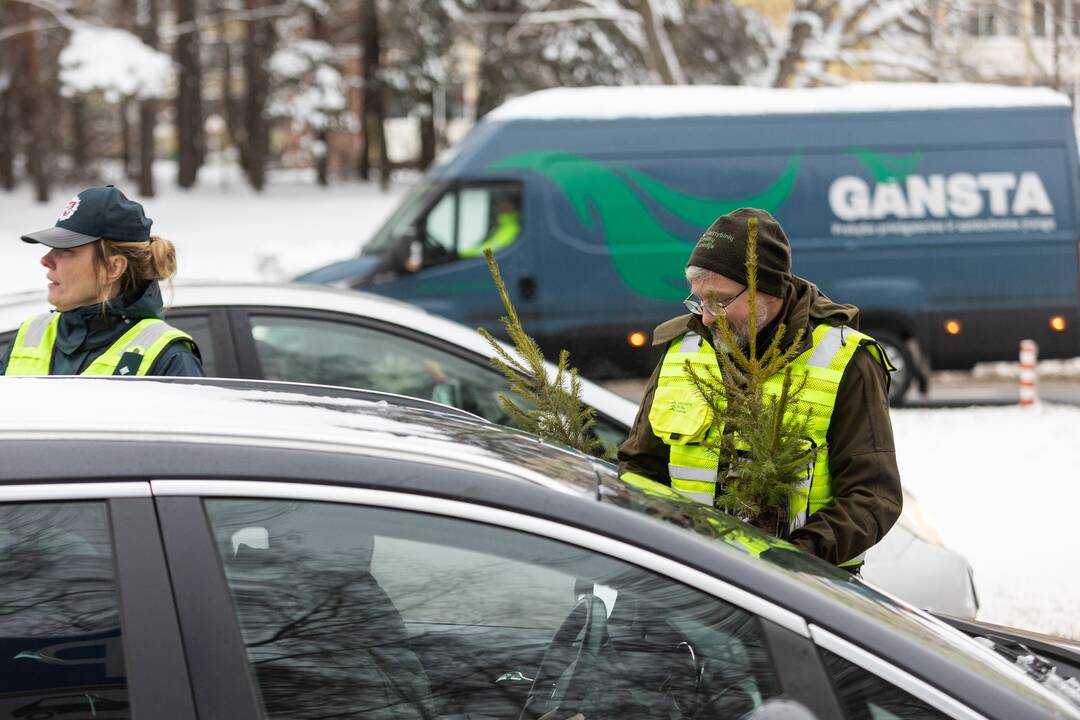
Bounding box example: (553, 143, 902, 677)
(205, 498, 781, 719)
(0, 502, 129, 714)
(820, 647, 948, 719)
(249, 315, 513, 422)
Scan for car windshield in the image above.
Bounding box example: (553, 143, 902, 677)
(595, 463, 1080, 715)
(361, 178, 443, 256)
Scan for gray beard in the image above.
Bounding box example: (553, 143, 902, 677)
(711, 323, 751, 353)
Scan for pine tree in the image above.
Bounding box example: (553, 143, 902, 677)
(478, 250, 602, 456)
(683, 217, 818, 535)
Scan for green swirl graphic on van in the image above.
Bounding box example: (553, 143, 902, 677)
(849, 149, 922, 183)
(487, 152, 798, 301)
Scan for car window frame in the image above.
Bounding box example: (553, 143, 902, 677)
(0, 482, 197, 720)
(812, 625, 986, 720)
(226, 305, 629, 440)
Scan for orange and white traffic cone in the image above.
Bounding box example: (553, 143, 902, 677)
(1019, 339, 1038, 408)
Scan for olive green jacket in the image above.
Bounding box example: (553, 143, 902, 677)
(617, 276, 902, 565)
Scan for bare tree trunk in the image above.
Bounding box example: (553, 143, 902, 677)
(310, 6, 329, 187)
(773, 1, 822, 88)
(638, 0, 685, 84)
(137, 0, 159, 197)
(0, 0, 15, 191)
(418, 89, 436, 170)
(16, 2, 48, 202)
(220, 28, 246, 172)
(1052, 0, 1064, 90)
(120, 101, 136, 180)
(0, 90, 13, 190)
(70, 97, 90, 180)
(242, 0, 274, 191)
(175, 0, 204, 188)
(358, 0, 388, 186)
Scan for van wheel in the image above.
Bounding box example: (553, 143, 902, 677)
(872, 331, 913, 406)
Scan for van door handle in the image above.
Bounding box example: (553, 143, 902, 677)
(519, 275, 536, 300)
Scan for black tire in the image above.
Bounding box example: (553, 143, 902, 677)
(870, 331, 914, 406)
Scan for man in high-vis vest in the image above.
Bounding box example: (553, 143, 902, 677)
(618, 208, 901, 572)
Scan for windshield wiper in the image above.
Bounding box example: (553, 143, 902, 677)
(974, 635, 1080, 707)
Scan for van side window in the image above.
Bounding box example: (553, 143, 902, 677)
(418, 183, 522, 269)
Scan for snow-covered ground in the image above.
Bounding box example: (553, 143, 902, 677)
(892, 404, 1080, 640)
(1, 167, 1078, 640)
(0, 162, 409, 293)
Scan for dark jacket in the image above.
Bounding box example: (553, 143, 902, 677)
(0, 281, 204, 377)
(618, 276, 902, 565)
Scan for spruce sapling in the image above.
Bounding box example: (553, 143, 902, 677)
(683, 217, 818, 534)
(478, 249, 603, 456)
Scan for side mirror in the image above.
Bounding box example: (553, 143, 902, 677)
(748, 698, 819, 720)
(388, 226, 420, 273)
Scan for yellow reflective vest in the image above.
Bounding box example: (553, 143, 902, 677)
(646, 323, 890, 567)
(5, 312, 195, 376)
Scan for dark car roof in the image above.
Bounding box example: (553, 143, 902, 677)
(0, 376, 599, 496)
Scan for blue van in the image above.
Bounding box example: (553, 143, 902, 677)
(298, 83, 1080, 402)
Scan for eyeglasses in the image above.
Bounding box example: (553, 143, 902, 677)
(683, 287, 746, 317)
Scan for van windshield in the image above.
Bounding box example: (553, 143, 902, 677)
(361, 178, 444, 257)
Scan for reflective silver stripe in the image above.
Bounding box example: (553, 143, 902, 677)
(0, 482, 151, 501)
(811, 626, 987, 720)
(668, 464, 716, 482)
(21, 313, 54, 349)
(805, 325, 847, 368)
(678, 332, 702, 353)
(122, 320, 176, 354)
(789, 511, 807, 532)
(674, 489, 714, 505)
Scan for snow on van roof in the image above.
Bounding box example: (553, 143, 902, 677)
(486, 83, 1070, 121)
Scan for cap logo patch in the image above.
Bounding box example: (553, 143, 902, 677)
(697, 230, 735, 249)
(58, 196, 81, 221)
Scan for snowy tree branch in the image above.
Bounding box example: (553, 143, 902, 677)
(7, 0, 78, 30)
(0, 18, 58, 44)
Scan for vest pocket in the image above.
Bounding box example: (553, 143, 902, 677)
(649, 385, 713, 446)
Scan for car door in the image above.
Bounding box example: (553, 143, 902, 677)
(0, 482, 195, 719)
(153, 477, 848, 720)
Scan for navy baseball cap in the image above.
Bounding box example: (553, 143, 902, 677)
(21, 186, 153, 248)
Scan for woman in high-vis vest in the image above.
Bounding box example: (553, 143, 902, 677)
(1, 186, 203, 377)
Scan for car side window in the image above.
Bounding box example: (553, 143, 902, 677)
(820, 647, 949, 719)
(0, 502, 130, 714)
(248, 314, 514, 422)
(418, 183, 522, 269)
(204, 498, 781, 719)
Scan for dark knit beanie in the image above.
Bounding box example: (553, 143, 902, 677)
(687, 208, 791, 298)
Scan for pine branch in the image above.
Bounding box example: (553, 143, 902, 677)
(479, 250, 602, 456)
